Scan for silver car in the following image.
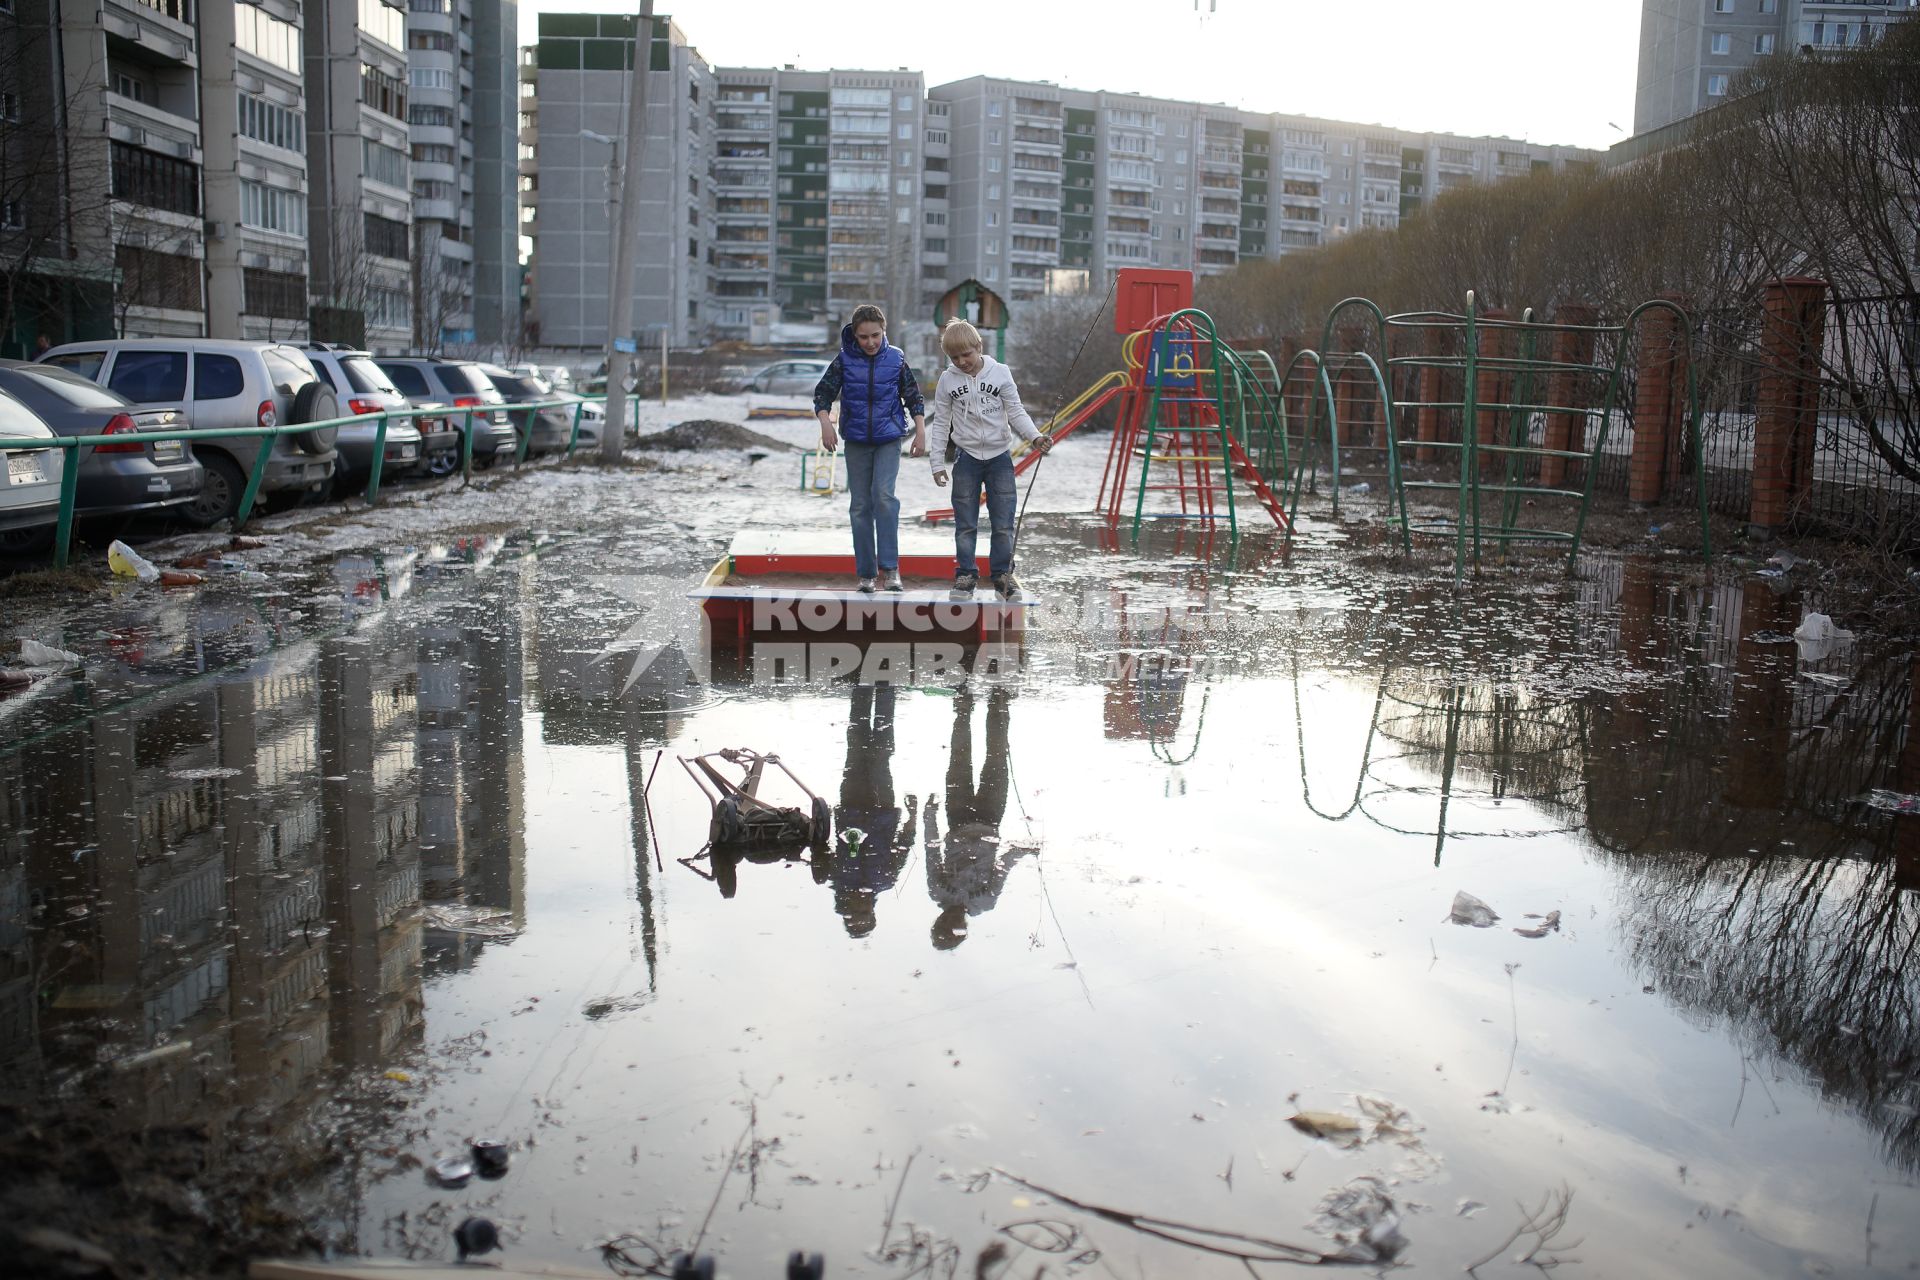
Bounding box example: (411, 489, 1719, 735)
(0, 389, 67, 543)
(40, 339, 339, 525)
(740, 358, 834, 395)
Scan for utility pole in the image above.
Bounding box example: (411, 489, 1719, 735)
(600, 0, 654, 463)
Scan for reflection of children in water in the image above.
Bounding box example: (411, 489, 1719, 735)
(830, 683, 916, 937)
(926, 686, 1033, 950)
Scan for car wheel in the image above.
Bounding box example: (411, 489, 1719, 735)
(425, 449, 458, 478)
(180, 452, 246, 527)
(290, 383, 341, 454)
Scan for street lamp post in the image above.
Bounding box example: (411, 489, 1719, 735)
(599, 0, 654, 463)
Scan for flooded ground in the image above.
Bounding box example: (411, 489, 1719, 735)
(3, 412, 1919, 1277)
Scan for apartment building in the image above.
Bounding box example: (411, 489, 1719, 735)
(695, 66, 924, 348)
(307, 0, 411, 350)
(927, 78, 1595, 304)
(1635, 0, 1917, 134)
(518, 12, 709, 350)
(468, 2, 519, 352)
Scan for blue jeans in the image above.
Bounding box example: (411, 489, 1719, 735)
(843, 440, 901, 578)
(952, 449, 1015, 580)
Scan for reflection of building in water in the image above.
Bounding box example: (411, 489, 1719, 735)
(531, 564, 689, 748)
(320, 632, 425, 1069)
(417, 573, 529, 974)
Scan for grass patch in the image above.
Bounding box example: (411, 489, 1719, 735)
(0, 566, 102, 600)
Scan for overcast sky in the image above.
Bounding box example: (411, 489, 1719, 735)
(521, 0, 1643, 149)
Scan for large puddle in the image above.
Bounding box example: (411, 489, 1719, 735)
(4, 511, 1918, 1277)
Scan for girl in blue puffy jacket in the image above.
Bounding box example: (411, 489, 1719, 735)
(813, 304, 927, 592)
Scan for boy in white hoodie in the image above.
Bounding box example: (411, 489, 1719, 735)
(928, 319, 1051, 599)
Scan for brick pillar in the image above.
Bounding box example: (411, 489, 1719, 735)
(1474, 311, 1512, 477)
(1629, 296, 1689, 506)
(1750, 278, 1827, 536)
(1334, 324, 1369, 446)
(1722, 579, 1797, 811)
(1541, 303, 1597, 490)
(1415, 327, 1447, 466)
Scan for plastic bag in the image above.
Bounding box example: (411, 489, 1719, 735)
(19, 638, 81, 667)
(107, 539, 159, 583)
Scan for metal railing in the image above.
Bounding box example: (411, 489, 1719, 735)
(0, 395, 609, 568)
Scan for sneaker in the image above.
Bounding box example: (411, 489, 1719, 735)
(950, 573, 977, 600)
(856, 576, 877, 593)
(993, 573, 1022, 599)
(881, 568, 903, 593)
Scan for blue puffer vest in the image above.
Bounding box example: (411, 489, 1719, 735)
(836, 324, 908, 444)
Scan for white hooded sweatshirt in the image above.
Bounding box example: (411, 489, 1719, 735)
(927, 356, 1041, 479)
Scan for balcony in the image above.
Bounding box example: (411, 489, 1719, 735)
(1199, 168, 1239, 192)
(1010, 151, 1061, 176)
(712, 167, 772, 190)
(105, 0, 198, 67)
(1012, 127, 1063, 150)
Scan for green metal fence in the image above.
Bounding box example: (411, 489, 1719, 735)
(0, 395, 608, 568)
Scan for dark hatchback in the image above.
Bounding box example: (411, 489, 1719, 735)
(0, 359, 203, 545)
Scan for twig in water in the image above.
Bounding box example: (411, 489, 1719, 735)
(1867, 1190, 1879, 1269)
(1464, 1183, 1581, 1275)
(689, 1103, 756, 1258)
(1219, 1154, 1234, 1191)
(880, 1149, 918, 1255)
(991, 1168, 1343, 1266)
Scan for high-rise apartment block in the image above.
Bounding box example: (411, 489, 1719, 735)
(1635, 0, 1917, 135)
(520, 29, 1596, 356)
(517, 12, 709, 349)
(0, 0, 520, 357)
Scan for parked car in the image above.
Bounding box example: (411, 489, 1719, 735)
(38, 339, 338, 525)
(0, 360, 203, 548)
(374, 358, 518, 469)
(479, 364, 601, 456)
(0, 387, 67, 544)
(736, 358, 834, 396)
(304, 344, 457, 485)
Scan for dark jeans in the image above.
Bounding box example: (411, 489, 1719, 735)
(952, 448, 1015, 580)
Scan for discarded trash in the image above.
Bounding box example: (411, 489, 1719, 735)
(453, 1217, 500, 1262)
(1793, 613, 1851, 643)
(1447, 890, 1500, 928)
(1289, 1110, 1366, 1146)
(107, 539, 158, 582)
(112, 1040, 192, 1071)
(230, 535, 269, 550)
(19, 638, 81, 667)
(1768, 550, 1801, 570)
(383, 1069, 412, 1083)
(1861, 790, 1920, 815)
(158, 569, 205, 588)
(1311, 1176, 1408, 1265)
(1647, 524, 1663, 536)
(430, 1156, 475, 1188)
(471, 1138, 511, 1178)
(1513, 909, 1562, 939)
(1347, 482, 1371, 495)
(422, 904, 521, 939)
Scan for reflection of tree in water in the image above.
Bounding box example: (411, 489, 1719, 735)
(1591, 635, 1920, 1173)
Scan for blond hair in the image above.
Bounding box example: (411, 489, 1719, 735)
(940, 318, 984, 359)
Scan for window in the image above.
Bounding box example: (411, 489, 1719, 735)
(363, 65, 407, 119)
(897, 123, 911, 140)
(111, 142, 199, 214)
(236, 3, 302, 73)
(363, 138, 408, 187)
(986, 211, 998, 226)
(1755, 33, 1775, 53)
(925, 211, 946, 226)
(896, 94, 913, 111)
(240, 179, 306, 235)
(983, 265, 997, 281)
(411, 142, 456, 165)
(409, 67, 455, 91)
(408, 30, 455, 51)
(987, 183, 1000, 199)
(1714, 0, 1732, 11)
(382, 362, 429, 395)
(0, 200, 20, 230)
(113, 74, 145, 103)
(898, 149, 913, 166)
(1707, 73, 1729, 96)
(359, 0, 404, 49)
(114, 245, 199, 311)
(1711, 33, 1731, 54)
(1760, 0, 1775, 9)
(365, 213, 408, 258)
(108, 350, 188, 402)
(238, 92, 305, 153)
(410, 104, 455, 128)
(895, 177, 911, 195)
(987, 101, 1002, 117)
(193, 354, 246, 399)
